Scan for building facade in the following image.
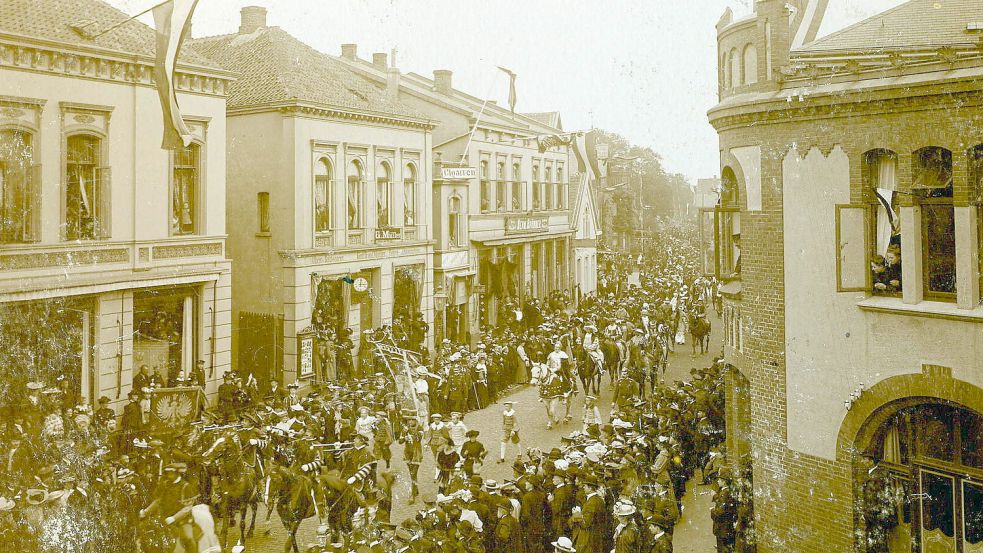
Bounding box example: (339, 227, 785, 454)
(192, 7, 434, 386)
(0, 0, 234, 412)
(709, 1, 983, 551)
(335, 52, 582, 342)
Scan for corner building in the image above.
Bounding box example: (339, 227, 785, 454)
(709, 1, 983, 551)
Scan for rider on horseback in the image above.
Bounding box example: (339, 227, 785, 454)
(140, 462, 220, 553)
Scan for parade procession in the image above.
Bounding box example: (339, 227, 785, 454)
(4, 0, 977, 552)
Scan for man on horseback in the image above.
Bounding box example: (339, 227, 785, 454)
(140, 462, 220, 553)
(581, 324, 604, 395)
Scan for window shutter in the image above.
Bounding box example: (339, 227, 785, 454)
(96, 166, 112, 239)
(23, 164, 42, 242)
(835, 204, 868, 292)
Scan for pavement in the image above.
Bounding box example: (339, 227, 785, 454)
(235, 314, 723, 552)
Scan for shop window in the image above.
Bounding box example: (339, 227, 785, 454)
(532, 163, 541, 210)
(511, 162, 522, 211)
(171, 142, 199, 236)
(377, 160, 392, 227)
(0, 129, 40, 243)
(347, 159, 364, 229)
(66, 134, 110, 240)
(914, 147, 955, 299)
(863, 149, 901, 295)
(403, 162, 417, 226)
(257, 192, 270, 233)
(134, 288, 196, 386)
(314, 157, 333, 233)
(448, 194, 462, 247)
(480, 160, 490, 213)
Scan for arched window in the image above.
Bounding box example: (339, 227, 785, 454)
(448, 194, 463, 247)
(722, 52, 730, 89)
(914, 146, 954, 298)
(314, 157, 333, 233)
(742, 44, 758, 85)
(66, 133, 108, 240)
(511, 162, 522, 211)
(347, 159, 364, 229)
(730, 48, 740, 88)
(0, 129, 37, 243)
(403, 162, 417, 226)
(863, 149, 901, 295)
(480, 160, 490, 213)
(719, 166, 741, 278)
(376, 160, 392, 227)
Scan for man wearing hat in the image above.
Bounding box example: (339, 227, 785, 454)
(571, 475, 606, 553)
(552, 536, 577, 553)
(217, 371, 237, 423)
(612, 501, 640, 553)
(520, 474, 551, 553)
(460, 429, 487, 477)
(550, 463, 575, 540)
(399, 416, 424, 504)
(119, 389, 144, 455)
(492, 496, 522, 553)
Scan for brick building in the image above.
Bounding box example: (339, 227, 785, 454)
(0, 0, 234, 411)
(709, 1, 983, 551)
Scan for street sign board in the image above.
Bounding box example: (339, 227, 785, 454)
(440, 167, 478, 180)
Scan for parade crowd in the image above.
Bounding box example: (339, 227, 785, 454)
(0, 221, 757, 553)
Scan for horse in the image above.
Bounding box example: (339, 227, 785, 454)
(270, 463, 353, 553)
(573, 341, 601, 396)
(201, 432, 261, 550)
(600, 335, 623, 387)
(689, 313, 711, 356)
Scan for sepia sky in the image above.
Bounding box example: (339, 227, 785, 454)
(109, 0, 906, 183)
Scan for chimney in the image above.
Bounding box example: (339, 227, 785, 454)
(239, 6, 267, 34)
(433, 69, 452, 95)
(386, 67, 400, 101)
(341, 44, 357, 61)
(373, 53, 388, 69)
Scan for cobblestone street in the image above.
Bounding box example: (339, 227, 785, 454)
(232, 315, 722, 552)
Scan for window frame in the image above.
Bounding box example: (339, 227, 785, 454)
(511, 162, 522, 211)
(448, 194, 463, 247)
(0, 128, 40, 243)
(170, 140, 201, 237)
(479, 159, 490, 214)
(65, 132, 111, 241)
(863, 149, 901, 297)
(920, 196, 957, 302)
(376, 160, 393, 228)
(314, 156, 334, 234)
(835, 203, 872, 293)
(403, 162, 417, 227)
(257, 191, 270, 234)
(347, 159, 365, 230)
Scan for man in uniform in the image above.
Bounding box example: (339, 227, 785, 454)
(399, 416, 424, 504)
(120, 389, 144, 455)
(520, 474, 551, 553)
(217, 372, 237, 423)
(190, 360, 207, 389)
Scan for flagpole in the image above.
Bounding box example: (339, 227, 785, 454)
(459, 69, 503, 163)
(81, 0, 173, 39)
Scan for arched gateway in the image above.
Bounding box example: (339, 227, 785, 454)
(839, 373, 983, 553)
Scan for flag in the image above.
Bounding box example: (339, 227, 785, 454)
(572, 131, 603, 181)
(152, 0, 199, 150)
(497, 66, 517, 114)
(537, 133, 573, 154)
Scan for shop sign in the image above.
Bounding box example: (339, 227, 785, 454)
(297, 330, 314, 377)
(505, 215, 549, 234)
(375, 227, 402, 241)
(440, 167, 478, 180)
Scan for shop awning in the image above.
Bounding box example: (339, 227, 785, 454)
(472, 230, 574, 247)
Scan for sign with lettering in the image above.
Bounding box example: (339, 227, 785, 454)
(440, 167, 478, 180)
(375, 227, 402, 241)
(505, 215, 550, 234)
(298, 333, 314, 377)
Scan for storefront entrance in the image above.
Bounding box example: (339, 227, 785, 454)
(133, 287, 197, 385)
(863, 403, 983, 553)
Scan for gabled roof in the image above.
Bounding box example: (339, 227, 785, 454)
(522, 112, 563, 130)
(796, 0, 983, 53)
(190, 27, 427, 120)
(0, 0, 218, 69)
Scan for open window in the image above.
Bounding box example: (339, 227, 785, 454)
(403, 162, 417, 226)
(376, 160, 392, 228)
(66, 134, 110, 240)
(914, 147, 955, 300)
(314, 157, 333, 233)
(0, 129, 40, 243)
(836, 204, 870, 292)
(863, 149, 901, 296)
(511, 162, 522, 211)
(347, 159, 364, 230)
(714, 167, 741, 280)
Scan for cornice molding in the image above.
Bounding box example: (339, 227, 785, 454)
(0, 37, 231, 98)
(230, 102, 434, 131)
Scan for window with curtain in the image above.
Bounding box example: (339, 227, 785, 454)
(67, 134, 109, 240)
(480, 160, 490, 213)
(377, 160, 392, 227)
(863, 149, 901, 296)
(511, 163, 522, 211)
(314, 157, 332, 233)
(403, 162, 417, 226)
(171, 142, 199, 236)
(496, 161, 506, 212)
(545, 166, 554, 210)
(347, 159, 364, 229)
(0, 129, 37, 243)
(915, 147, 955, 299)
(448, 195, 462, 247)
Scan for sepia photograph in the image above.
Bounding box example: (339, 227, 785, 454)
(0, 0, 980, 551)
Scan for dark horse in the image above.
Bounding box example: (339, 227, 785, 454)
(574, 338, 602, 396)
(270, 465, 352, 553)
(202, 432, 261, 550)
(600, 335, 623, 387)
(689, 312, 712, 356)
